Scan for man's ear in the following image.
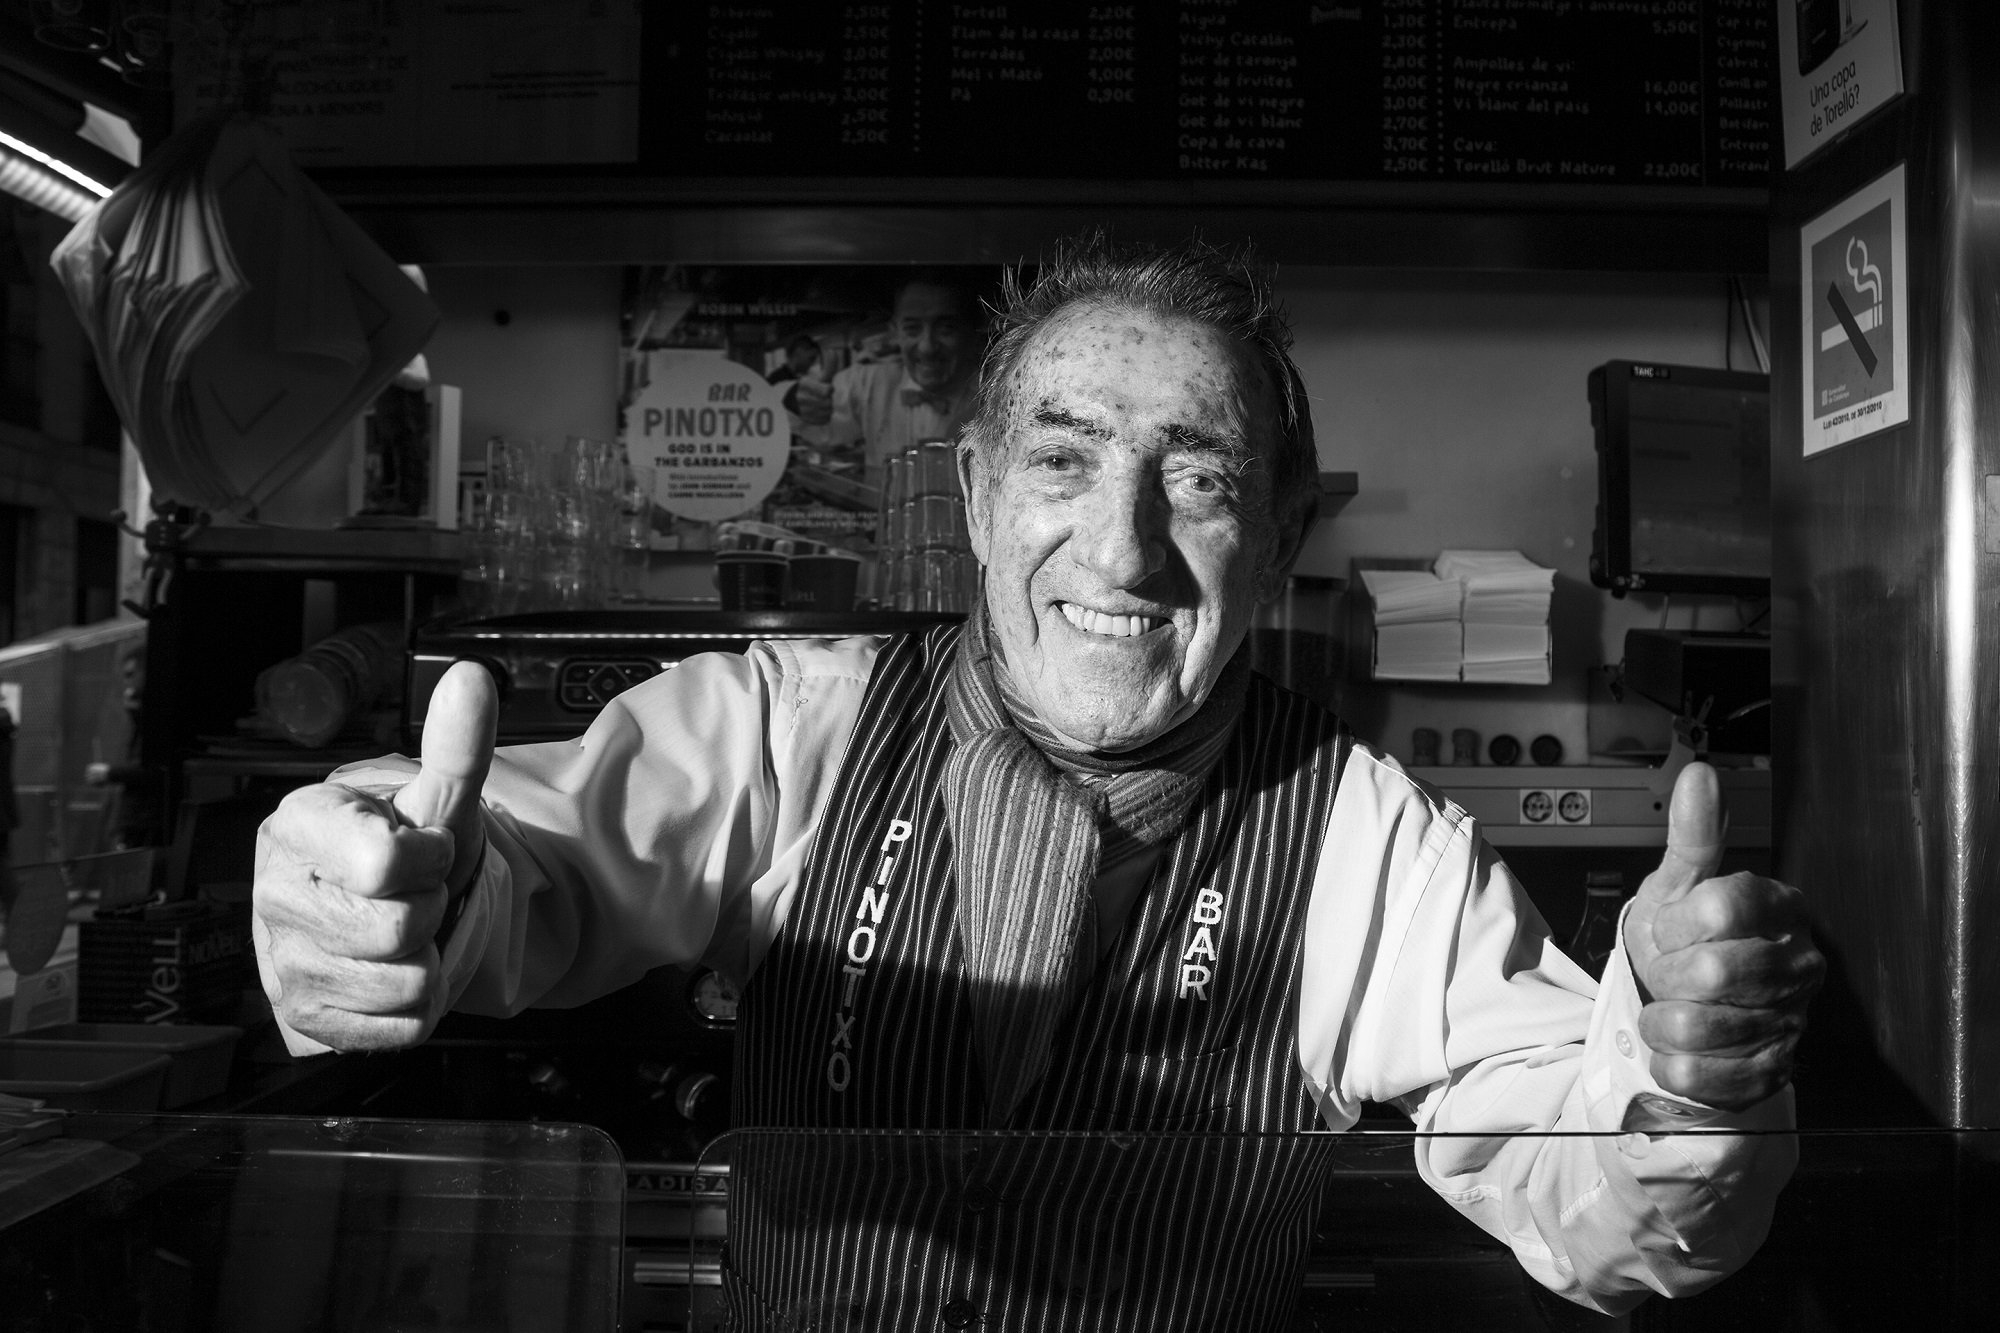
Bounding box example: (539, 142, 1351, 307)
(957, 440, 993, 567)
(1255, 491, 1320, 605)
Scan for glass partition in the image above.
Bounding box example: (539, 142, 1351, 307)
(0, 1112, 623, 1332)
(654, 1128, 2000, 1332)
(6, 1118, 1992, 1330)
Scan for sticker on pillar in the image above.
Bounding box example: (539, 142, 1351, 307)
(1800, 164, 1908, 457)
(1775, 0, 1904, 170)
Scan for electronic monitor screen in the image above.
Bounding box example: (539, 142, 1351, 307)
(1589, 361, 1770, 598)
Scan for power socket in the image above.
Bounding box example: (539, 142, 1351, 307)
(1556, 789, 1593, 825)
(1519, 789, 1556, 824)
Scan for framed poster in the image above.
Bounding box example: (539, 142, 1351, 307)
(1800, 164, 1907, 457)
(1776, 0, 1904, 169)
(618, 264, 1005, 549)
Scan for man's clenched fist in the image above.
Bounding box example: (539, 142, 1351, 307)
(252, 661, 498, 1054)
(1623, 763, 1825, 1111)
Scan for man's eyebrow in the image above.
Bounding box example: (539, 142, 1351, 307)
(1163, 423, 1255, 467)
(1030, 405, 1110, 438)
(1027, 405, 1255, 467)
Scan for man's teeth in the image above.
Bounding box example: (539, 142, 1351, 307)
(1059, 603, 1162, 637)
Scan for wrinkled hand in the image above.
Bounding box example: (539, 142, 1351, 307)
(252, 662, 497, 1053)
(1622, 763, 1824, 1111)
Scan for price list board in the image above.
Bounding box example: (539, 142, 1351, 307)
(644, 0, 1774, 187)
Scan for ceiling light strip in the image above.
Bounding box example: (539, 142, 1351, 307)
(0, 127, 113, 198)
(0, 148, 97, 221)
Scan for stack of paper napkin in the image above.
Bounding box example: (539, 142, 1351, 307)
(1359, 566, 1463, 681)
(1434, 550, 1555, 684)
(1360, 552, 1555, 683)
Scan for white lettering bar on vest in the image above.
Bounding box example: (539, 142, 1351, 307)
(1180, 887, 1228, 1001)
(827, 816, 912, 1091)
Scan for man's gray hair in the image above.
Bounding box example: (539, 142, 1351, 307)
(960, 234, 1319, 518)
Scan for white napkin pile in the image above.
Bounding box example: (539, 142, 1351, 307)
(1434, 549, 1555, 684)
(1359, 567, 1463, 681)
(1360, 551, 1555, 683)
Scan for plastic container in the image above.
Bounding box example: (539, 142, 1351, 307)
(0, 1044, 170, 1110)
(785, 551, 862, 611)
(8, 1023, 241, 1107)
(714, 550, 787, 610)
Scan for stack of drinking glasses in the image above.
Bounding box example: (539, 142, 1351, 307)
(612, 457, 660, 602)
(461, 435, 650, 615)
(876, 439, 979, 612)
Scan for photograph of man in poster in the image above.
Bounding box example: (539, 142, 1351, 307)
(786, 269, 984, 486)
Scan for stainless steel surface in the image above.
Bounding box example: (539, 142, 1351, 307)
(1772, 0, 2000, 1125)
(408, 609, 963, 744)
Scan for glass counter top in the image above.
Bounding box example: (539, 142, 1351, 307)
(0, 1111, 623, 1332)
(664, 1127, 1995, 1332)
(3, 1117, 1992, 1331)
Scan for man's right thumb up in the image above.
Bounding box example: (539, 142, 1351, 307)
(393, 660, 498, 893)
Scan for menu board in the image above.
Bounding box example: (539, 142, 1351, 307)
(646, 0, 1775, 187)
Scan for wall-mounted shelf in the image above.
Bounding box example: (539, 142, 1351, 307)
(170, 526, 461, 576)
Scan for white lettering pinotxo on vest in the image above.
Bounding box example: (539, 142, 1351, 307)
(827, 817, 912, 1091)
(1179, 887, 1226, 1001)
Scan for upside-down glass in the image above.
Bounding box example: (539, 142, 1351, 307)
(899, 440, 973, 612)
(476, 436, 543, 614)
(876, 449, 912, 610)
(614, 460, 661, 601)
(539, 437, 618, 609)
(31, 0, 111, 51)
(466, 435, 633, 613)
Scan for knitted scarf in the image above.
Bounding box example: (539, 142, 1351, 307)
(940, 602, 1248, 1125)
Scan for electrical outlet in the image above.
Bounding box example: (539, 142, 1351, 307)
(1557, 789, 1593, 825)
(1519, 789, 1556, 824)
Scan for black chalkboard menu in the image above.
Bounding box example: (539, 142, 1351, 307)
(643, 0, 1775, 187)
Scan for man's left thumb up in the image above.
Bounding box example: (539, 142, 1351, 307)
(1636, 761, 1726, 908)
(392, 660, 498, 895)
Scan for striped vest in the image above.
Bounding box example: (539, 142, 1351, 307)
(729, 625, 1350, 1331)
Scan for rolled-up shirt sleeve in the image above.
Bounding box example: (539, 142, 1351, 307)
(336, 635, 879, 1017)
(1297, 745, 1795, 1314)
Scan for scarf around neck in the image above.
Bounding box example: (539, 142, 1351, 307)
(939, 600, 1249, 1125)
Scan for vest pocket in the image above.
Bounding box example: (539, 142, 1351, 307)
(1088, 1044, 1235, 1129)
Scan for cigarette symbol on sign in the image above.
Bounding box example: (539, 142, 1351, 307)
(1821, 236, 1883, 377)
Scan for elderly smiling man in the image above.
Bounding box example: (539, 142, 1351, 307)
(254, 237, 1822, 1329)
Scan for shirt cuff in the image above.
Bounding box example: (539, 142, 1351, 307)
(438, 827, 503, 1007)
(1578, 905, 1798, 1277)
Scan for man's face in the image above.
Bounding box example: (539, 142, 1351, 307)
(894, 283, 974, 393)
(786, 342, 818, 376)
(963, 305, 1312, 752)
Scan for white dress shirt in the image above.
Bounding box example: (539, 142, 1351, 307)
(816, 361, 978, 485)
(331, 634, 1795, 1316)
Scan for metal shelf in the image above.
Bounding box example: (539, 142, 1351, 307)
(170, 526, 462, 576)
